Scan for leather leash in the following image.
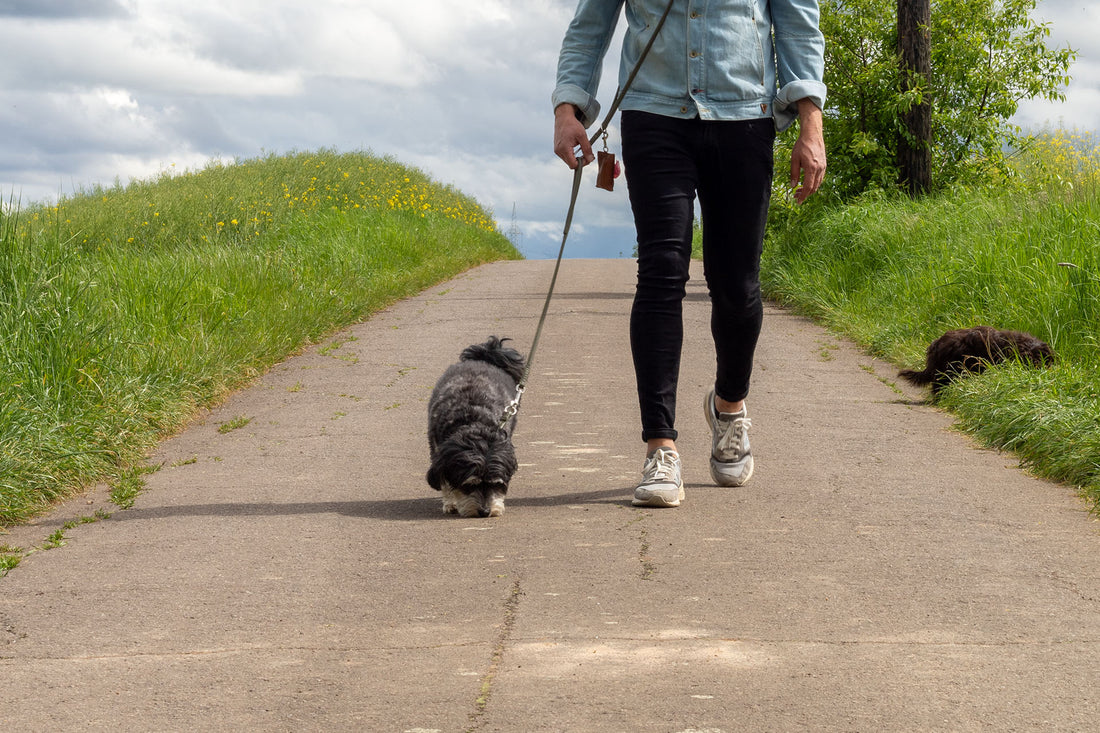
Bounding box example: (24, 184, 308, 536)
(499, 0, 677, 429)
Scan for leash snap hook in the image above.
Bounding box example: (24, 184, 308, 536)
(499, 385, 525, 429)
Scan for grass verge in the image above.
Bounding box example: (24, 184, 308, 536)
(758, 132, 1100, 505)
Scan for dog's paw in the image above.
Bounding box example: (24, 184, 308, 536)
(488, 497, 505, 518)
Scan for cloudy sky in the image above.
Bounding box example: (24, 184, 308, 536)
(0, 0, 1095, 260)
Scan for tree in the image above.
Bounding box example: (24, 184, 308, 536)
(815, 0, 1075, 199)
(898, 0, 931, 196)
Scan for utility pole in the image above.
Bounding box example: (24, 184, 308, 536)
(898, 0, 932, 196)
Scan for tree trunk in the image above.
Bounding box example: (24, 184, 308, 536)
(898, 0, 932, 196)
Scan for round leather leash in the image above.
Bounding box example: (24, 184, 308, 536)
(500, 0, 677, 429)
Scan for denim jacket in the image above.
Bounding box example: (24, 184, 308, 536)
(553, 0, 826, 132)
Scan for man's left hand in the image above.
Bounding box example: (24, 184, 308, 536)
(790, 99, 826, 204)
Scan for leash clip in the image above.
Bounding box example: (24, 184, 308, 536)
(498, 385, 525, 430)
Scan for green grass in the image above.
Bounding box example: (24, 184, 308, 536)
(217, 416, 253, 434)
(0, 545, 22, 576)
(1, 150, 518, 527)
(757, 130, 1100, 506)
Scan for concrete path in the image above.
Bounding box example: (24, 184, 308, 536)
(2, 259, 1099, 732)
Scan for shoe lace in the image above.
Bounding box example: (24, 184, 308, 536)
(716, 415, 751, 455)
(644, 449, 678, 481)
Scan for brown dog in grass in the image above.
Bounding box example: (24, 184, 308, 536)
(899, 326, 1054, 396)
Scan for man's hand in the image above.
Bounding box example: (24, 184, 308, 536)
(790, 98, 826, 204)
(554, 104, 595, 169)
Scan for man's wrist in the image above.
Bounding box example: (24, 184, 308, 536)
(797, 99, 823, 133)
(796, 98, 821, 113)
(555, 103, 582, 121)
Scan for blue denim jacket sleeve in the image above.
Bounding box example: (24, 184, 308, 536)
(771, 0, 827, 129)
(553, 0, 826, 132)
(552, 0, 626, 127)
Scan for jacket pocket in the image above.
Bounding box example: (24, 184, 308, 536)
(709, 2, 768, 99)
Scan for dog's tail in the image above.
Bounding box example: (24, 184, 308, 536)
(461, 336, 526, 384)
(897, 367, 934, 386)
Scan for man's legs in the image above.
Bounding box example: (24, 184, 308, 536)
(621, 112, 775, 498)
(621, 111, 698, 507)
(621, 111, 698, 447)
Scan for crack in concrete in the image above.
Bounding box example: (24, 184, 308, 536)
(1050, 572, 1099, 604)
(638, 524, 656, 580)
(466, 578, 522, 732)
(617, 513, 657, 580)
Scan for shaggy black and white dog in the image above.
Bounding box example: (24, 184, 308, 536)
(426, 336, 525, 518)
(899, 325, 1054, 396)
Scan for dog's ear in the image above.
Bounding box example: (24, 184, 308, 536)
(497, 348, 526, 384)
(486, 433, 518, 485)
(428, 432, 484, 490)
(426, 461, 444, 491)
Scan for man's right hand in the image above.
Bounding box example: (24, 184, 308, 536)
(553, 104, 595, 169)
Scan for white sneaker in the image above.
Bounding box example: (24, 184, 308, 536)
(632, 447, 684, 508)
(704, 388, 754, 487)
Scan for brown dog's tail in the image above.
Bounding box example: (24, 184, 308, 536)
(898, 368, 933, 386)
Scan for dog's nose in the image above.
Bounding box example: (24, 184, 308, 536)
(477, 507, 491, 518)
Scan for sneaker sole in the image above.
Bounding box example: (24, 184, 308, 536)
(710, 455, 754, 487)
(632, 483, 685, 508)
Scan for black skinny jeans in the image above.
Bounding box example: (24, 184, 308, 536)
(621, 111, 775, 443)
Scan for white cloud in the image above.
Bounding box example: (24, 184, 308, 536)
(1014, 0, 1100, 131)
(0, 16, 302, 96)
(0, 0, 128, 19)
(1029, 0, 1099, 51)
(0, 0, 586, 210)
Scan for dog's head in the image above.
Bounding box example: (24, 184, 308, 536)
(426, 424, 516, 518)
(1019, 338, 1056, 367)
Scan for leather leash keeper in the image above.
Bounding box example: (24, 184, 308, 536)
(596, 151, 616, 191)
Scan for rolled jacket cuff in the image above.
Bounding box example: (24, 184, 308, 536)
(552, 83, 602, 129)
(774, 80, 827, 132)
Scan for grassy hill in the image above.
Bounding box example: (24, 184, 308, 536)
(1, 150, 519, 527)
